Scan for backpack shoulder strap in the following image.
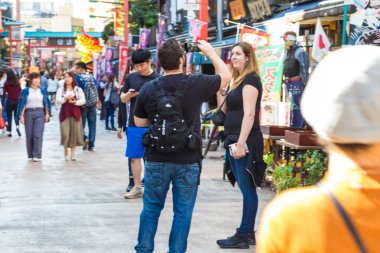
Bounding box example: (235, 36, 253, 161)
(175, 75, 190, 98)
(317, 183, 368, 253)
(152, 77, 165, 98)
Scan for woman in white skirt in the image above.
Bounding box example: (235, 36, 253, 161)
(56, 72, 86, 161)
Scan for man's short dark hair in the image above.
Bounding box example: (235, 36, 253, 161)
(75, 61, 87, 70)
(132, 49, 151, 64)
(158, 39, 183, 71)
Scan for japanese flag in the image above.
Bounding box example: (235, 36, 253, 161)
(312, 18, 331, 62)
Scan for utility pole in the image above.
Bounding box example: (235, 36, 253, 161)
(216, 0, 223, 41)
(16, 0, 20, 56)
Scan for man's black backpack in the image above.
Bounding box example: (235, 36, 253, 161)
(143, 77, 200, 153)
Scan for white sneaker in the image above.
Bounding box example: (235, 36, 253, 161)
(124, 186, 143, 199)
(64, 156, 69, 161)
(32, 158, 42, 162)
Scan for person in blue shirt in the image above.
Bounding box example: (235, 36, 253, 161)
(74, 61, 100, 151)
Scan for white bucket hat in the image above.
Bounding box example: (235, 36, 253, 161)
(301, 45, 380, 144)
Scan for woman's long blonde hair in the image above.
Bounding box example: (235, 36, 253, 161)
(229, 42, 260, 90)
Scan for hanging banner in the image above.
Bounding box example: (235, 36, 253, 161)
(189, 19, 205, 42)
(239, 27, 271, 48)
(97, 52, 103, 82)
(255, 45, 285, 103)
(92, 53, 98, 80)
(75, 30, 103, 63)
(105, 47, 114, 77)
(348, 0, 380, 45)
(156, 15, 168, 72)
(119, 46, 128, 83)
(230, 0, 247, 20)
(114, 7, 125, 37)
(139, 29, 151, 49)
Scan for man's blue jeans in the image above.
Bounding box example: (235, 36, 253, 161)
(81, 106, 97, 148)
(227, 153, 258, 235)
(285, 80, 304, 128)
(135, 161, 200, 253)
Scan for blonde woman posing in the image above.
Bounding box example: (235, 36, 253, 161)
(56, 72, 86, 161)
(217, 42, 267, 249)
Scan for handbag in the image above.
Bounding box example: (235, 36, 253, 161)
(211, 97, 227, 126)
(0, 114, 5, 129)
(109, 84, 120, 107)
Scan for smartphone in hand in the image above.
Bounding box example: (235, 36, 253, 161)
(228, 143, 249, 157)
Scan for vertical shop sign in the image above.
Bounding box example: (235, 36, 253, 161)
(255, 45, 285, 102)
(229, 0, 247, 20)
(119, 46, 128, 83)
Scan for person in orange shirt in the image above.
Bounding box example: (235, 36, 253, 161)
(258, 45, 380, 253)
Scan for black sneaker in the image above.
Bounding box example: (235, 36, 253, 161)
(247, 232, 256, 245)
(88, 147, 95, 152)
(111, 128, 117, 131)
(16, 128, 21, 137)
(216, 232, 249, 249)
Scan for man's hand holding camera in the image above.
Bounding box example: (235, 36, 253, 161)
(197, 40, 218, 58)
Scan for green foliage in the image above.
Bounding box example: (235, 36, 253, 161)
(302, 149, 328, 186)
(102, 21, 115, 43)
(272, 164, 301, 193)
(271, 149, 328, 193)
(264, 153, 274, 165)
(129, 0, 157, 35)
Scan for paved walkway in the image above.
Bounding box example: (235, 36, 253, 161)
(0, 108, 275, 253)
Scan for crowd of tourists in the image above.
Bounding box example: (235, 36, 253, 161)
(1, 39, 379, 253)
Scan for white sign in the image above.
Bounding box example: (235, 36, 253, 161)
(184, 3, 200, 11)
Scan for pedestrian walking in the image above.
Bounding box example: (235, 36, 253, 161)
(40, 71, 48, 91)
(74, 61, 100, 151)
(2, 70, 22, 137)
(120, 49, 160, 199)
(47, 74, 59, 104)
(216, 41, 266, 249)
(0, 69, 6, 101)
(133, 39, 231, 253)
(56, 72, 86, 161)
(258, 46, 380, 253)
(16, 72, 51, 162)
(98, 74, 107, 120)
(104, 74, 120, 131)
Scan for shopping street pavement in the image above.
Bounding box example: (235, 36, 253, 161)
(0, 106, 275, 253)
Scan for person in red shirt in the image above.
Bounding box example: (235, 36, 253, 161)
(2, 70, 21, 137)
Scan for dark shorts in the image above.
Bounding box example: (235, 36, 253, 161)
(126, 126, 149, 158)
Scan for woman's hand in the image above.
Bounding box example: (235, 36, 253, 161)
(45, 114, 50, 123)
(20, 115, 25, 125)
(234, 143, 247, 159)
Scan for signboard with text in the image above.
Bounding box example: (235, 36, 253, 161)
(48, 38, 75, 47)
